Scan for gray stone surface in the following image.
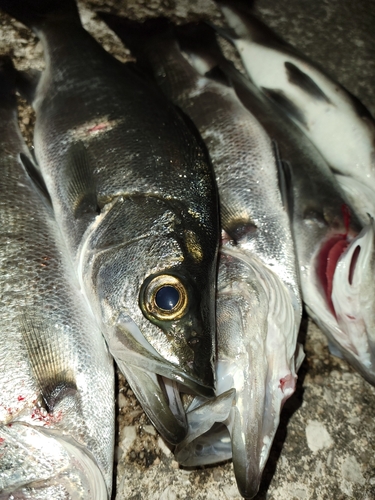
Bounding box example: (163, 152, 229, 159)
(1, 0, 374, 498)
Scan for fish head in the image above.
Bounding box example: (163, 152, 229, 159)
(175, 247, 303, 498)
(82, 196, 217, 443)
(330, 220, 375, 382)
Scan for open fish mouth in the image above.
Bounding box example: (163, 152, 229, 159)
(174, 247, 303, 498)
(109, 314, 216, 444)
(311, 219, 375, 383)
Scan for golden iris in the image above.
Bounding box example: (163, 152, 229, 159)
(142, 275, 188, 321)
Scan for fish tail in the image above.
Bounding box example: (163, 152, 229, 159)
(0, 0, 80, 31)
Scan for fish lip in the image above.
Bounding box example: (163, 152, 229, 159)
(110, 321, 215, 444)
(112, 316, 215, 397)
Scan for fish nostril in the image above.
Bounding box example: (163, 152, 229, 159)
(349, 245, 361, 285)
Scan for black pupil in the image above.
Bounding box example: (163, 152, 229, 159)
(155, 286, 180, 311)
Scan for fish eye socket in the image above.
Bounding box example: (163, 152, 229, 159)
(141, 275, 188, 321)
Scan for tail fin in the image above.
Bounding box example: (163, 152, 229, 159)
(0, 0, 80, 30)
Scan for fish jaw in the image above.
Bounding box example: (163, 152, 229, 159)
(175, 248, 302, 498)
(108, 312, 217, 444)
(218, 2, 375, 190)
(0, 423, 108, 499)
(116, 358, 188, 444)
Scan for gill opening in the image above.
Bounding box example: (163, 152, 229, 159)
(349, 245, 361, 285)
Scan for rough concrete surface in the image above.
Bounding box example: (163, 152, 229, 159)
(0, 0, 374, 499)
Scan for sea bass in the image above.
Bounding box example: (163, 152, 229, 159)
(216, 0, 375, 202)
(0, 0, 220, 443)
(98, 15, 302, 498)
(175, 247, 304, 495)
(0, 57, 114, 499)
(197, 22, 375, 384)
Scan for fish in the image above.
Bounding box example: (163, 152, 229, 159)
(0, 0, 220, 444)
(174, 247, 305, 492)
(216, 0, 375, 197)
(97, 15, 303, 498)
(195, 21, 375, 384)
(0, 56, 114, 498)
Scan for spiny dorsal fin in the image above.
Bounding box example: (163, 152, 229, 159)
(285, 62, 331, 103)
(20, 314, 78, 413)
(64, 141, 100, 220)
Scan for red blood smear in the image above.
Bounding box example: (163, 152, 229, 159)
(318, 235, 349, 315)
(87, 123, 108, 133)
(279, 374, 295, 394)
(17, 395, 25, 401)
(0, 438, 4, 443)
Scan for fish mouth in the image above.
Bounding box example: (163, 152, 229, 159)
(175, 248, 302, 498)
(315, 220, 375, 383)
(109, 315, 215, 444)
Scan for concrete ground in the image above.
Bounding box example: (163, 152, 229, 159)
(1, 0, 374, 498)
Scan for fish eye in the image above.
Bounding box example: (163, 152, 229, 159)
(141, 275, 188, 321)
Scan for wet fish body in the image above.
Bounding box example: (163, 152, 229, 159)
(0, 0, 220, 443)
(216, 0, 375, 195)
(0, 57, 114, 498)
(98, 15, 302, 498)
(203, 22, 375, 384)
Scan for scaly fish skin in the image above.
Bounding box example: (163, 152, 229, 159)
(0, 0, 220, 442)
(0, 57, 114, 499)
(217, 0, 375, 199)
(98, 16, 302, 499)
(175, 247, 304, 499)
(206, 23, 375, 385)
